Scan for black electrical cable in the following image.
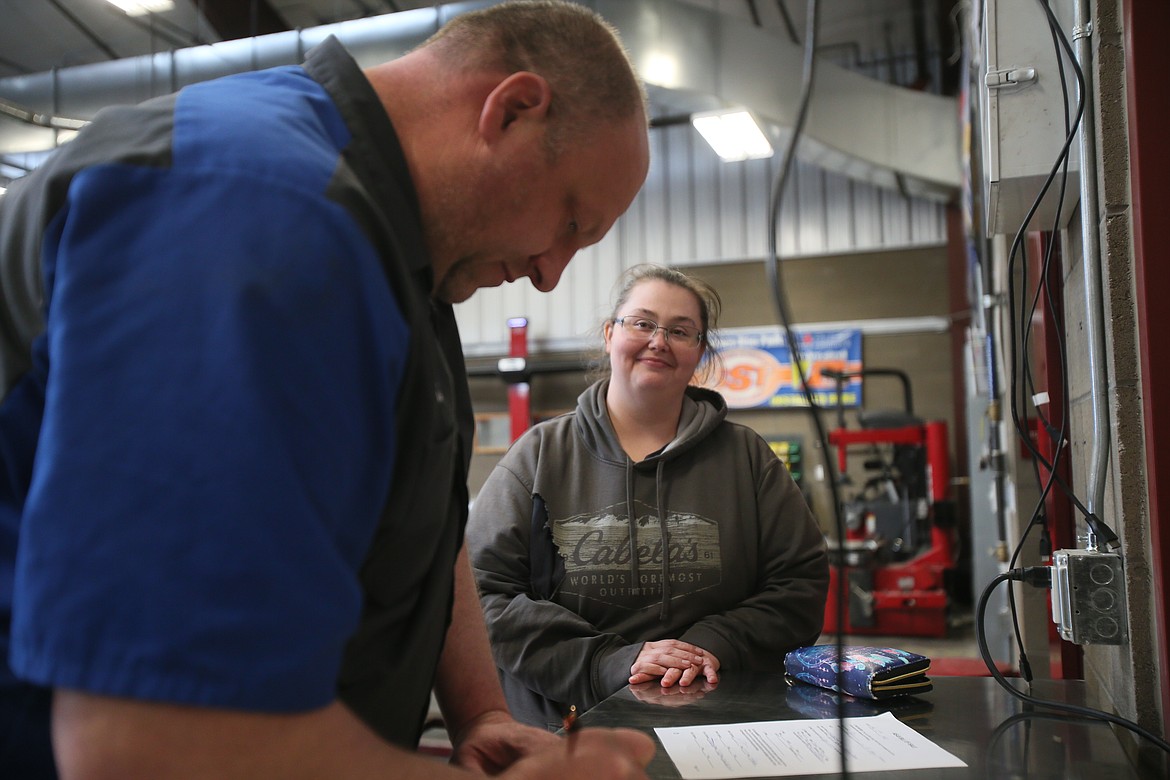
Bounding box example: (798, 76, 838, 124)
(1037, 35, 1076, 558)
(1015, 0, 1076, 531)
(1002, 7, 1082, 511)
(1004, 72, 1074, 686)
(992, 0, 1071, 696)
(1019, 222, 1071, 507)
(1004, 55, 1076, 442)
(1004, 1, 1078, 686)
(762, 1, 851, 775)
(997, 2, 1120, 553)
(974, 2, 1153, 749)
(976, 572, 1170, 754)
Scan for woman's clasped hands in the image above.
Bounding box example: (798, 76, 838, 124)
(629, 639, 721, 688)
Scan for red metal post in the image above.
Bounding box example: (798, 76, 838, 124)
(507, 317, 530, 442)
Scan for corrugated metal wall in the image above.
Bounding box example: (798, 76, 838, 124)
(456, 122, 947, 356)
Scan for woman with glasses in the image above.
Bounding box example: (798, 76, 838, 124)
(465, 264, 829, 730)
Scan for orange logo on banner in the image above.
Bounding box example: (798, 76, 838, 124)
(705, 349, 853, 409)
(712, 348, 788, 408)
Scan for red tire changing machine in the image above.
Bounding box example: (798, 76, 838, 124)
(822, 369, 958, 638)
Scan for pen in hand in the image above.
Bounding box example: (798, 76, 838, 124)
(563, 704, 579, 751)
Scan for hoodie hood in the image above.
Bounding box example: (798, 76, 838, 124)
(572, 379, 728, 466)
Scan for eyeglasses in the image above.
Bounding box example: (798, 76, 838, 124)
(613, 316, 703, 347)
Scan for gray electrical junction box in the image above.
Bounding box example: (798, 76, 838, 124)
(1051, 548, 1128, 645)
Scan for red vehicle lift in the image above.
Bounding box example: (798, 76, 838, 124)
(822, 369, 957, 638)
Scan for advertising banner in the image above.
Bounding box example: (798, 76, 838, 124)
(705, 326, 862, 410)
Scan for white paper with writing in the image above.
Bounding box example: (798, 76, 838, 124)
(654, 711, 967, 778)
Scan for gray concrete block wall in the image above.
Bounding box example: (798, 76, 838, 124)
(1055, 0, 1162, 739)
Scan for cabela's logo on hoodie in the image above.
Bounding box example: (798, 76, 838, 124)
(552, 500, 722, 607)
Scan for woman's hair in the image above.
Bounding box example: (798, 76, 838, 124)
(589, 263, 725, 386)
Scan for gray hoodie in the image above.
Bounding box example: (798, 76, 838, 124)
(466, 379, 829, 729)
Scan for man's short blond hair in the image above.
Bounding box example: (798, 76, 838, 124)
(423, 0, 648, 152)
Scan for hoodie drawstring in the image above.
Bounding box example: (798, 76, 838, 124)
(656, 460, 672, 622)
(626, 460, 640, 594)
(627, 458, 673, 622)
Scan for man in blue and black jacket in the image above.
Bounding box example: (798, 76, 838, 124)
(0, 2, 652, 778)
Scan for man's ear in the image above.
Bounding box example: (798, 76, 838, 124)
(479, 71, 552, 143)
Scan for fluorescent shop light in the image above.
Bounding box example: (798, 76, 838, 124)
(105, 0, 176, 16)
(690, 109, 774, 162)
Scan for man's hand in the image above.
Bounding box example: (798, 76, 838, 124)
(52, 690, 652, 780)
(449, 709, 559, 774)
(628, 640, 720, 687)
(500, 726, 655, 780)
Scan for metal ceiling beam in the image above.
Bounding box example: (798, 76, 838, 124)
(46, 0, 121, 60)
(0, 55, 31, 77)
(197, 0, 289, 39)
(116, 8, 204, 49)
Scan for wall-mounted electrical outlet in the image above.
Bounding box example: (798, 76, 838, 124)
(1050, 549, 1128, 645)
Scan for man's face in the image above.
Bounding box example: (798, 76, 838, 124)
(428, 116, 649, 304)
